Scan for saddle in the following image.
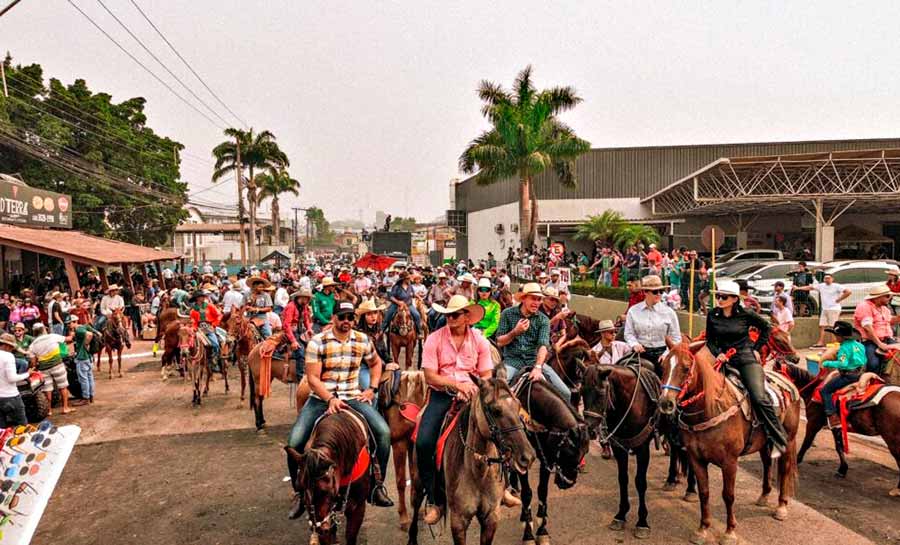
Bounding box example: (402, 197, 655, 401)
(811, 372, 900, 453)
(310, 408, 373, 487)
(721, 368, 799, 424)
(411, 395, 464, 471)
(379, 367, 426, 423)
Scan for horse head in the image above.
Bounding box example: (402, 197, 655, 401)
(580, 364, 614, 438)
(177, 325, 196, 360)
(469, 374, 535, 474)
(286, 446, 340, 539)
(555, 339, 594, 392)
(658, 340, 716, 416)
(523, 379, 590, 490)
(393, 304, 412, 337)
(498, 289, 514, 310)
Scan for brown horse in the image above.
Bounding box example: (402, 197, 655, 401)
(774, 360, 900, 495)
(560, 312, 604, 348)
(285, 411, 370, 545)
(659, 342, 800, 545)
(223, 310, 257, 401)
(389, 304, 417, 370)
(246, 332, 296, 430)
(498, 288, 515, 311)
(408, 376, 536, 545)
(548, 337, 595, 408)
(160, 321, 184, 380)
(177, 324, 210, 406)
(96, 308, 132, 379)
(413, 297, 430, 367)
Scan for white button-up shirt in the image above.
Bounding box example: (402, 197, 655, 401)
(591, 340, 632, 365)
(623, 301, 682, 349)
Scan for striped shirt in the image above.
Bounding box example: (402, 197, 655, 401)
(305, 329, 376, 401)
(497, 305, 550, 370)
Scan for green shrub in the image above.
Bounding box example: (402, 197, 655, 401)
(569, 280, 629, 301)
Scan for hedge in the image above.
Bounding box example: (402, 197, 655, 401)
(569, 280, 630, 301)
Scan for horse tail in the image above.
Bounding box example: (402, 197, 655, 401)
(248, 363, 257, 411)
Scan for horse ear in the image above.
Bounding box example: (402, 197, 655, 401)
(284, 446, 304, 463)
(595, 366, 613, 381)
(469, 373, 483, 388)
(492, 364, 508, 382)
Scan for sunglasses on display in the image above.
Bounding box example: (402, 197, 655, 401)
(3, 462, 39, 479)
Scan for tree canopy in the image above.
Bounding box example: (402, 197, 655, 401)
(389, 216, 417, 232)
(306, 206, 333, 244)
(0, 55, 188, 246)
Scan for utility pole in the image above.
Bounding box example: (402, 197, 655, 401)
(235, 138, 247, 266)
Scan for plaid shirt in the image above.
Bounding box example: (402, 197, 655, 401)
(305, 329, 376, 400)
(497, 305, 550, 370)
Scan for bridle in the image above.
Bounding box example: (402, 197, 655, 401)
(459, 385, 525, 468)
(303, 454, 352, 539)
(524, 380, 584, 484)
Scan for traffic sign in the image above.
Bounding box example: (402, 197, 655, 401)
(701, 224, 725, 251)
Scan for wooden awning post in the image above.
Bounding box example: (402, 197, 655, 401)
(98, 267, 109, 290)
(64, 258, 80, 293)
(0, 245, 6, 289)
(121, 263, 134, 292)
(155, 260, 166, 290)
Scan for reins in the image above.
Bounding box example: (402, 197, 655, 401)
(458, 389, 524, 468)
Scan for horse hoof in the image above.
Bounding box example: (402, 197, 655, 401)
(755, 494, 770, 507)
(683, 492, 699, 503)
(889, 488, 900, 497)
(690, 529, 709, 545)
(662, 481, 679, 492)
(399, 521, 410, 532)
(535, 534, 551, 545)
(719, 532, 738, 545)
(633, 526, 650, 539)
(523, 540, 536, 545)
(773, 505, 788, 521)
(608, 519, 626, 532)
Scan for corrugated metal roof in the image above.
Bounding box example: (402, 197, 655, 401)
(0, 224, 178, 265)
(455, 137, 900, 213)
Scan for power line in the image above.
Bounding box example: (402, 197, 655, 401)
(128, 0, 248, 129)
(66, 0, 224, 130)
(94, 0, 232, 128)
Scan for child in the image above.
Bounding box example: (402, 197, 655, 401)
(819, 320, 867, 458)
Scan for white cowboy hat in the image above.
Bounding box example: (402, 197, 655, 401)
(477, 277, 492, 289)
(550, 268, 560, 276)
(355, 299, 387, 316)
(515, 282, 545, 302)
(320, 277, 336, 287)
(867, 284, 893, 299)
(542, 286, 560, 300)
(437, 272, 447, 279)
(431, 294, 485, 326)
(458, 273, 476, 284)
(886, 269, 900, 277)
(106, 284, 120, 292)
(716, 280, 741, 297)
(596, 319, 616, 333)
(538, 272, 549, 279)
(640, 275, 664, 290)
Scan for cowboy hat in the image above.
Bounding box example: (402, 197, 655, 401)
(550, 268, 560, 276)
(596, 319, 616, 333)
(247, 276, 271, 290)
(355, 299, 387, 316)
(515, 282, 545, 302)
(292, 287, 313, 299)
(0, 333, 16, 349)
(431, 294, 485, 326)
(886, 268, 900, 277)
(639, 275, 664, 290)
(825, 320, 856, 337)
(542, 286, 560, 300)
(477, 277, 492, 289)
(867, 285, 893, 299)
(201, 283, 217, 291)
(106, 284, 120, 292)
(458, 273, 476, 284)
(188, 290, 208, 302)
(437, 272, 447, 279)
(715, 280, 741, 297)
(538, 272, 549, 279)
(320, 277, 336, 287)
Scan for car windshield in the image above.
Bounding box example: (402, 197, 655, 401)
(718, 252, 741, 262)
(728, 263, 769, 277)
(718, 261, 764, 277)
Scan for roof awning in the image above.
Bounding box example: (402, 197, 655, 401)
(0, 223, 179, 266)
(641, 148, 900, 216)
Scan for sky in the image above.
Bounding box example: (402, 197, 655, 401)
(4, 1, 900, 225)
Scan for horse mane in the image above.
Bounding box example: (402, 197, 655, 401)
(673, 342, 724, 416)
(524, 379, 581, 427)
(306, 413, 367, 479)
(779, 362, 817, 388)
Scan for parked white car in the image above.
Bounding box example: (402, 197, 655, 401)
(813, 261, 900, 310)
(716, 249, 784, 264)
(728, 261, 819, 308)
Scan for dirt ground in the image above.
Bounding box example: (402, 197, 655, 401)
(33, 346, 900, 545)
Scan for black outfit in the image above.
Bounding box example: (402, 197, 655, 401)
(705, 304, 788, 451)
(0, 396, 27, 428)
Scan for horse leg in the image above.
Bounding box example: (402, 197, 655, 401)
(689, 458, 711, 545)
(609, 445, 630, 530)
(756, 448, 773, 507)
(478, 509, 499, 545)
(407, 451, 426, 545)
(239, 356, 247, 401)
(663, 439, 680, 491)
(107, 349, 113, 379)
(798, 404, 825, 464)
(519, 469, 535, 545)
(683, 453, 697, 500)
(393, 440, 411, 531)
(256, 395, 266, 430)
(222, 360, 229, 394)
(203, 363, 211, 396)
(633, 442, 651, 538)
(720, 457, 738, 545)
(535, 466, 551, 545)
(344, 498, 365, 545)
(449, 511, 472, 545)
(774, 436, 797, 521)
(117, 348, 123, 378)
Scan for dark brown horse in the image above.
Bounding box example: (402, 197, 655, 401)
(389, 304, 417, 370)
(512, 376, 590, 545)
(498, 288, 515, 311)
(581, 361, 667, 539)
(560, 312, 604, 348)
(246, 332, 296, 430)
(285, 411, 370, 545)
(548, 337, 594, 409)
(408, 376, 536, 545)
(774, 361, 900, 496)
(96, 308, 131, 379)
(223, 310, 256, 401)
(659, 342, 800, 545)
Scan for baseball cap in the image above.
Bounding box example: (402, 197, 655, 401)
(335, 302, 356, 316)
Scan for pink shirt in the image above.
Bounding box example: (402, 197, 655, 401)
(854, 300, 893, 340)
(422, 326, 493, 387)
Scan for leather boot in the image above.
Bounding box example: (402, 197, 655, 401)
(501, 487, 522, 507)
(600, 442, 612, 460)
(423, 504, 443, 525)
(369, 480, 394, 507)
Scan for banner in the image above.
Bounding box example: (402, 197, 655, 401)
(0, 178, 72, 229)
(557, 267, 571, 284)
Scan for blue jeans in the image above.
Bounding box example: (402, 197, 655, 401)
(505, 363, 571, 399)
(602, 271, 612, 287)
(14, 357, 27, 374)
(382, 303, 421, 335)
(287, 396, 391, 477)
(75, 357, 95, 399)
(821, 371, 861, 416)
(292, 344, 306, 379)
(415, 389, 454, 504)
(93, 315, 107, 331)
(253, 314, 272, 338)
(51, 323, 65, 336)
(863, 338, 896, 374)
(204, 328, 220, 365)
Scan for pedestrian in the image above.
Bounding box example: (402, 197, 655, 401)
(796, 273, 851, 348)
(772, 295, 795, 334)
(28, 323, 75, 415)
(71, 315, 97, 404)
(0, 333, 29, 428)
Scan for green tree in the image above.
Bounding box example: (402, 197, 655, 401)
(574, 210, 626, 244)
(613, 224, 660, 250)
(389, 216, 417, 232)
(255, 167, 300, 244)
(0, 56, 187, 246)
(460, 66, 591, 249)
(306, 206, 333, 244)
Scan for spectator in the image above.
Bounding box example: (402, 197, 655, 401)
(772, 295, 794, 334)
(0, 333, 29, 427)
(71, 315, 97, 404)
(28, 323, 76, 415)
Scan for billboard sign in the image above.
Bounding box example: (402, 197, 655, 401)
(0, 178, 72, 228)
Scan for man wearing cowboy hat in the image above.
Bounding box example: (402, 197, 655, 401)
(591, 320, 631, 366)
(0, 333, 29, 427)
(853, 284, 900, 373)
(189, 290, 222, 371)
(546, 268, 570, 306)
(382, 271, 422, 338)
(496, 283, 570, 398)
(312, 277, 338, 332)
(623, 275, 682, 373)
(247, 277, 275, 338)
(452, 273, 476, 301)
(222, 281, 246, 314)
(417, 294, 496, 524)
(283, 288, 314, 379)
(95, 284, 125, 331)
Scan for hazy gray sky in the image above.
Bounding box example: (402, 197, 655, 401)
(5, 1, 900, 224)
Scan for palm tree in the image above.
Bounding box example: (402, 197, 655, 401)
(613, 224, 660, 251)
(460, 66, 591, 249)
(574, 210, 626, 244)
(212, 128, 289, 262)
(256, 167, 300, 244)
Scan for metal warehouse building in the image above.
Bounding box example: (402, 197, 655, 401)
(452, 137, 900, 262)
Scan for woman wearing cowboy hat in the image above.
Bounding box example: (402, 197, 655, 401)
(356, 299, 391, 389)
(706, 280, 788, 457)
(247, 277, 274, 338)
(473, 277, 501, 339)
(623, 275, 682, 374)
(382, 271, 422, 339)
(283, 288, 314, 379)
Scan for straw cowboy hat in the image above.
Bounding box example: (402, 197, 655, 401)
(320, 277, 337, 287)
(292, 287, 313, 299)
(715, 280, 741, 297)
(106, 284, 120, 292)
(639, 275, 664, 290)
(886, 269, 900, 277)
(596, 319, 616, 333)
(431, 294, 485, 326)
(356, 299, 387, 316)
(515, 282, 545, 302)
(542, 286, 560, 300)
(0, 333, 16, 349)
(247, 276, 271, 290)
(458, 273, 476, 284)
(867, 285, 893, 299)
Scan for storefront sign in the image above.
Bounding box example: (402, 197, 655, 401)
(0, 179, 72, 228)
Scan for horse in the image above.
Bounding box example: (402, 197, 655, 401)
(581, 359, 668, 539)
(96, 308, 132, 379)
(560, 312, 604, 348)
(285, 411, 370, 545)
(154, 306, 179, 349)
(512, 375, 590, 545)
(177, 323, 210, 406)
(413, 297, 430, 367)
(408, 375, 536, 545)
(774, 360, 900, 495)
(389, 304, 417, 370)
(246, 332, 296, 430)
(498, 288, 515, 311)
(378, 368, 429, 531)
(160, 321, 184, 380)
(658, 341, 801, 545)
(548, 337, 594, 408)
(223, 309, 257, 401)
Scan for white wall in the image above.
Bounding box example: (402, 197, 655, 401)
(467, 202, 520, 261)
(537, 198, 652, 222)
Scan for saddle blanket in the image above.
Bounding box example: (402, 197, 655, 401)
(724, 370, 799, 422)
(309, 409, 372, 487)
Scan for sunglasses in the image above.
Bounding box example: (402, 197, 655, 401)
(477, 288, 491, 293)
(335, 314, 355, 322)
(715, 294, 736, 301)
(448, 310, 468, 319)
(646, 289, 665, 295)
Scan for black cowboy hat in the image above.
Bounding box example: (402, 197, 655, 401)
(188, 290, 208, 303)
(825, 320, 855, 338)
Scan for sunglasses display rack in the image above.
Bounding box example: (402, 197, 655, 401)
(0, 422, 80, 545)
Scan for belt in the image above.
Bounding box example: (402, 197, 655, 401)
(644, 346, 666, 353)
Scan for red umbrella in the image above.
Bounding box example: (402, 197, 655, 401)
(354, 252, 396, 271)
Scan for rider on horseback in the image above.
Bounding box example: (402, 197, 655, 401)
(189, 291, 221, 372)
(355, 299, 391, 388)
(382, 272, 422, 339)
(283, 288, 313, 380)
(706, 280, 789, 458)
(473, 277, 501, 339)
(94, 284, 124, 331)
(247, 277, 274, 338)
(853, 285, 900, 374)
(623, 275, 681, 376)
(818, 320, 867, 452)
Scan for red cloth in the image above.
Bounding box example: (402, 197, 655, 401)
(190, 304, 221, 329)
(628, 290, 645, 309)
(888, 279, 900, 293)
(282, 301, 312, 345)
